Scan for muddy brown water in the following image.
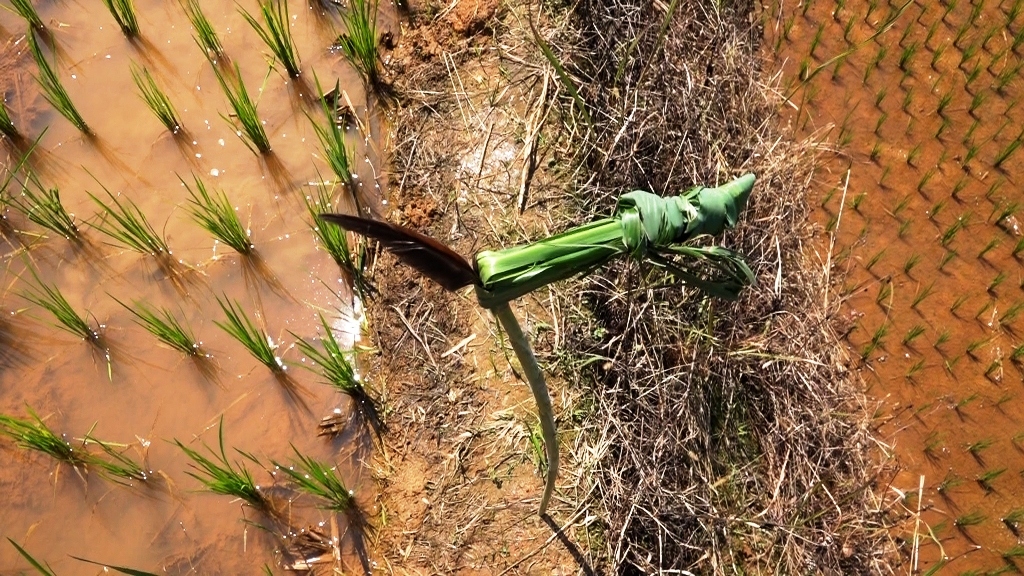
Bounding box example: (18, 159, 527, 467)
(772, 0, 1024, 572)
(0, 1, 393, 573)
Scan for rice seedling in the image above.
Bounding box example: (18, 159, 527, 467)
(995, 136, 1022, 169)
(334, 0, 383, 90)
(9, 0, 45, 31)
(114, 297, 202, 356)
(967, 438, 994, 455)
(240, 0, 300, 78)
(937, 471, 963, 494)
(303, 183, 370, 299)
(1014, 237, 1024, 258)
(1004, 508, 1024, 531)
(181, 174, 252, 254)
(967, 337, 988, 357)
(0, 99, 17, 139)
(82, 433, 149, 483)
(985, 358, 1002, 379)
(175, 419, 266, 508)
(272, 447, 356, 512)
(954, 511, 986, 529)
(940, 220, 963, 246)
(934, 329, 951, 348)
(941, 0, 958, 22)
(978, 467, 1006, 491)
(989, 271, 1007, 293)
(131, 65, 181, 133)
(861, 322, 889, 359)
(1014, 344, 1024, 362)
(987, 178, 1007, 202)
(968, 91, 987, 118)
(996, 392, 1013, 408)
(996, 63, 1020, 92)
(70, 556, 158, 576)
(951, 177, 969, 199)
(809, 23, 825, 56)
(183, 0, 223, 58)
(1004, 545, 1024, 560)
(891, 194, 911, 217)
(20, 266, 99, 342)
(911, 282, 935, 309)
(6, 177, 81, 242)
(963, 139, 982, 165)
(897, 219, 911, 238)
(898, 42, 918, 71)
(905, 358, 925, 379)
(293, 314, 365, 396)
(309, 77, 354, 188)
(939, 250, 956, 271)
(215, 296, 284, 372)
(842, 16, 856, 43)
(851, 192, 867, 211)
(917, 168, 935, 192)
(1000, 300, 1024, 325)
(865, 248, 886, 271)
(102, 0, 139, 36)
(8, 539, 56, 576)
(906, 143, 921, 166)
(87, 188, 170, 256)
(903, 324, 925, 345)
(0, 408, 89, 468)
(28, 31, 89, 134)
(211, 64, 271, 154)
(978, 238, 1000, 259)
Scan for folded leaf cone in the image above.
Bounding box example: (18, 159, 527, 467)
(473, 173, 756, 307)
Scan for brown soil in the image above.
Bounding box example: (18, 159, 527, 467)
(772, 0, 1024, 572)
(362, 0, 589, 572)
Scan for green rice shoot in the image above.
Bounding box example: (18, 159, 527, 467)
(9, 0, 46, 31)
(309, 76, 354, 186)
(131, 65, 182, 133)
(335, 0, 382, 90)
(272, 447, 356, 512)
(293, 314, 364, 396)
(101, 0, 139, 37)
(0, 408, 90, 469)
(87, 188, 170, 256)
(211, 63, 271, 154)
(114, 297, 202, 356)
(20, 265, 99, 343)
(214, 295, 284, 373)
(8, 538, 57, 576)
(181, 174, 253, 254)
(28, 31, 90, 134)
(303, 176, 370, 297)
(6, 175, 81, 242)
(183, 0, 223, 58)
(175, 418, 266, 508)
(82, 433, 150, 483)
(0, 99, 19, 139)
(240, 0, 300, 78)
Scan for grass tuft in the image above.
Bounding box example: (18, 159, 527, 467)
(175, 418, 266, 507)
(303, 177, 371, 297)
(215, 296, 284, 372)
(181, 174, 253, 254)
(272, 447, 357, 511)
(101, 0, 139, 37)
(334, 0, 383, 90)
(131, 65, 181, 133)
(7, 175, 81, 242)
(28, 31, 89, 133)
(115, 297, 202, 356)
(240, 0, 300, 78)
(211, 64, 271, 154)
(9, 0, 45, 30)
(87, 188, 170, 256)
(183, 0, 223, 58)
(20, 266, 99, 342)
(0, 99, 17, 139)
(309, 76, 355, 188)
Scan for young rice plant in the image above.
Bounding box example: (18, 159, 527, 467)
(87, 188, 170, 256)
(115, 297, 202, 356)
(183, 0, 223, 58)
(211, 64, 271, 154)
(215, 296, 284, 372)
(28, 32, 89, 133)
(131, 65, 181, 133)
(101, 0, 139, 37)
(175, 418, 266, 508)
(181, 174, 253, 254)
(240, 0, 300, 78)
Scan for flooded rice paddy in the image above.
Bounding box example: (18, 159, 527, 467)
(773, 0, 1024, 571)
(0, 0, 390, 573)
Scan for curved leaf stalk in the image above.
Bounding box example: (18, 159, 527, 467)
(492, 302, 557, 515)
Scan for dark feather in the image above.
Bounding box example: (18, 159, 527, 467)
(320, 213, 479, 292)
